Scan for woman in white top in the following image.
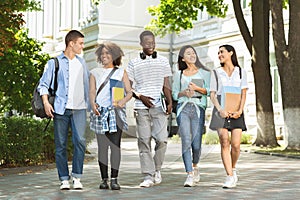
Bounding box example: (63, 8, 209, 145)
(89, 42, 132, 190)
(209, 44, 248, 189)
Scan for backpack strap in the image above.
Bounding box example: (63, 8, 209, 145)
(48, 57, 59, 95)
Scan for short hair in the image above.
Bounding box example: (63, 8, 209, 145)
(95, 42, 124, 66)
(65, 30, 84, 47)
(139, 30, 155, 43)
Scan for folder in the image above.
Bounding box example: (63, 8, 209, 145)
(160, 91, 167, 114)
(112, 87, 125, 105)
(191, 78, 204, 98)
(110, 79, 124, 106)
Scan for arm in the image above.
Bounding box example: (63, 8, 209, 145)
(89, 74, 100, 115)
(42, 94, 54, 118)
(116, 70, 133, 108)
(163, 76, 172, 114)
(210, 91, 229, 118)
(188, 82, 207, 95)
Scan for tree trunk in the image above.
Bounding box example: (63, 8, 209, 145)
(233, 0, 278, 147)
(270, 0, 300, 149)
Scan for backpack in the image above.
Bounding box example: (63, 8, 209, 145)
(31, 57, 59, 119)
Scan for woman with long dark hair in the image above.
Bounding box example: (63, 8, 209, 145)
(209, 44, 248, 188)
(172, 45, 210, 187)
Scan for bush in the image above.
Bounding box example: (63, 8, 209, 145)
(202, 132, 253, 145)
(203, 132, 219, 144)
(0, 116, 94, 167)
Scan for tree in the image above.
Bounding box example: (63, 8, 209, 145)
(0, 29, 50, 115)
(146, 0, 279, 147)
(0, 0, 40, 56)
(270, 0, 300, 149)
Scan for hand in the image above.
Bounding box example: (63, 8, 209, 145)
(166, 103, 172, 115)
(184, 89, 194, 98)
(114, 99, 126, 108)
(188, 82, 198, 91)
(44, 102, 54, 118)
(219, 109, 229, 118)
(139, 95, 154, 108)
(93, 103, 100, 116)
(229, 111, 241, 119)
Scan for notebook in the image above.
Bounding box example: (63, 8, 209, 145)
(110, 79, 124, 106)
(160, 91, 168, 114)
(191, 78, 204, 98)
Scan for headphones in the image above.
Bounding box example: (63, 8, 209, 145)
(140, 51, 157, 59)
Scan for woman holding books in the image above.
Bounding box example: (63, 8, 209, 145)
(89, 42, 132, 190)
(209, 44, 248, 189)
(172, 45, 211, 187)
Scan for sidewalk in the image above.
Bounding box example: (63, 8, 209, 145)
(1, 137, 300, 200)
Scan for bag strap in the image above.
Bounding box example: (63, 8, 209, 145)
(53, 57, 59, 93)
(179, 70, 182, 90)
(213, 70, 218, 91)
(48, 57, 59, 95)
(96, 67, 118, 98)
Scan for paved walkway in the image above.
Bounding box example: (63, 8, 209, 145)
(1, 137, 300, 200)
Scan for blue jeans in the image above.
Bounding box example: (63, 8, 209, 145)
(54, 109, 87, 181)
(178, 103, 205, 173)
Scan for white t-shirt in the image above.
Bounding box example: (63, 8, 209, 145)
(210, 66, 248, 95)
(90, 67, 124, 108)
(66, 57, 86, 109)
(127, 54, 172, 109)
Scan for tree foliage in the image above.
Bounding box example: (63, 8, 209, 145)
(145, 0, 228, 36)
(0, 29, 50, 114)
(0, 0, 40, 56)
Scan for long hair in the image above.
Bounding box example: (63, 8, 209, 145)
(219, 44, 240, 68)
(95, 42, 124, 66)
(177, 45, 209, 71)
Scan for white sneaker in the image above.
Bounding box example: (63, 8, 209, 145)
(60, 180, 70, 190)
(139, 179, 154, 188)
(222, 175, 236, 188)
(73, 177, 83, 190)
(193, 167, 200, 183)
(154, 171, 162, 185)
(184, 174, 195, 187)
(233, 168, 238, 184)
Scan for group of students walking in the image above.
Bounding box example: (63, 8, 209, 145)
(37, 29, 248, 191)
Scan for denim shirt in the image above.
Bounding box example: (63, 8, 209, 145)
(172, 68, 211, 117)
(37, 52, 90, 115)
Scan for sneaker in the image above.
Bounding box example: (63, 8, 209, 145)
(184, 174, 195, 187)
(233, 168, 238, 184)
(222, 175, 236, 189)
(154, 171, 162, 185)
(60, 180, 70, 190)
(193, 167, 200, 183)
(140, 178, 154, 188)
(73, 177, 83, 190)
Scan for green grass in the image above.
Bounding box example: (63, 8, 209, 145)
(241, 143, 300, 158)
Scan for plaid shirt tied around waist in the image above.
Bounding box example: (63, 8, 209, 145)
(90, 106, 128, 134)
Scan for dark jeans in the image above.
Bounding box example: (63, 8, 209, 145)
(96, 126, 122, 179)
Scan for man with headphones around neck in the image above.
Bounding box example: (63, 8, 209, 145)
(127, 30, 172, 187)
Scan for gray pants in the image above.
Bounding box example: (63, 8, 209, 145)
(135, 107, 168, 176)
